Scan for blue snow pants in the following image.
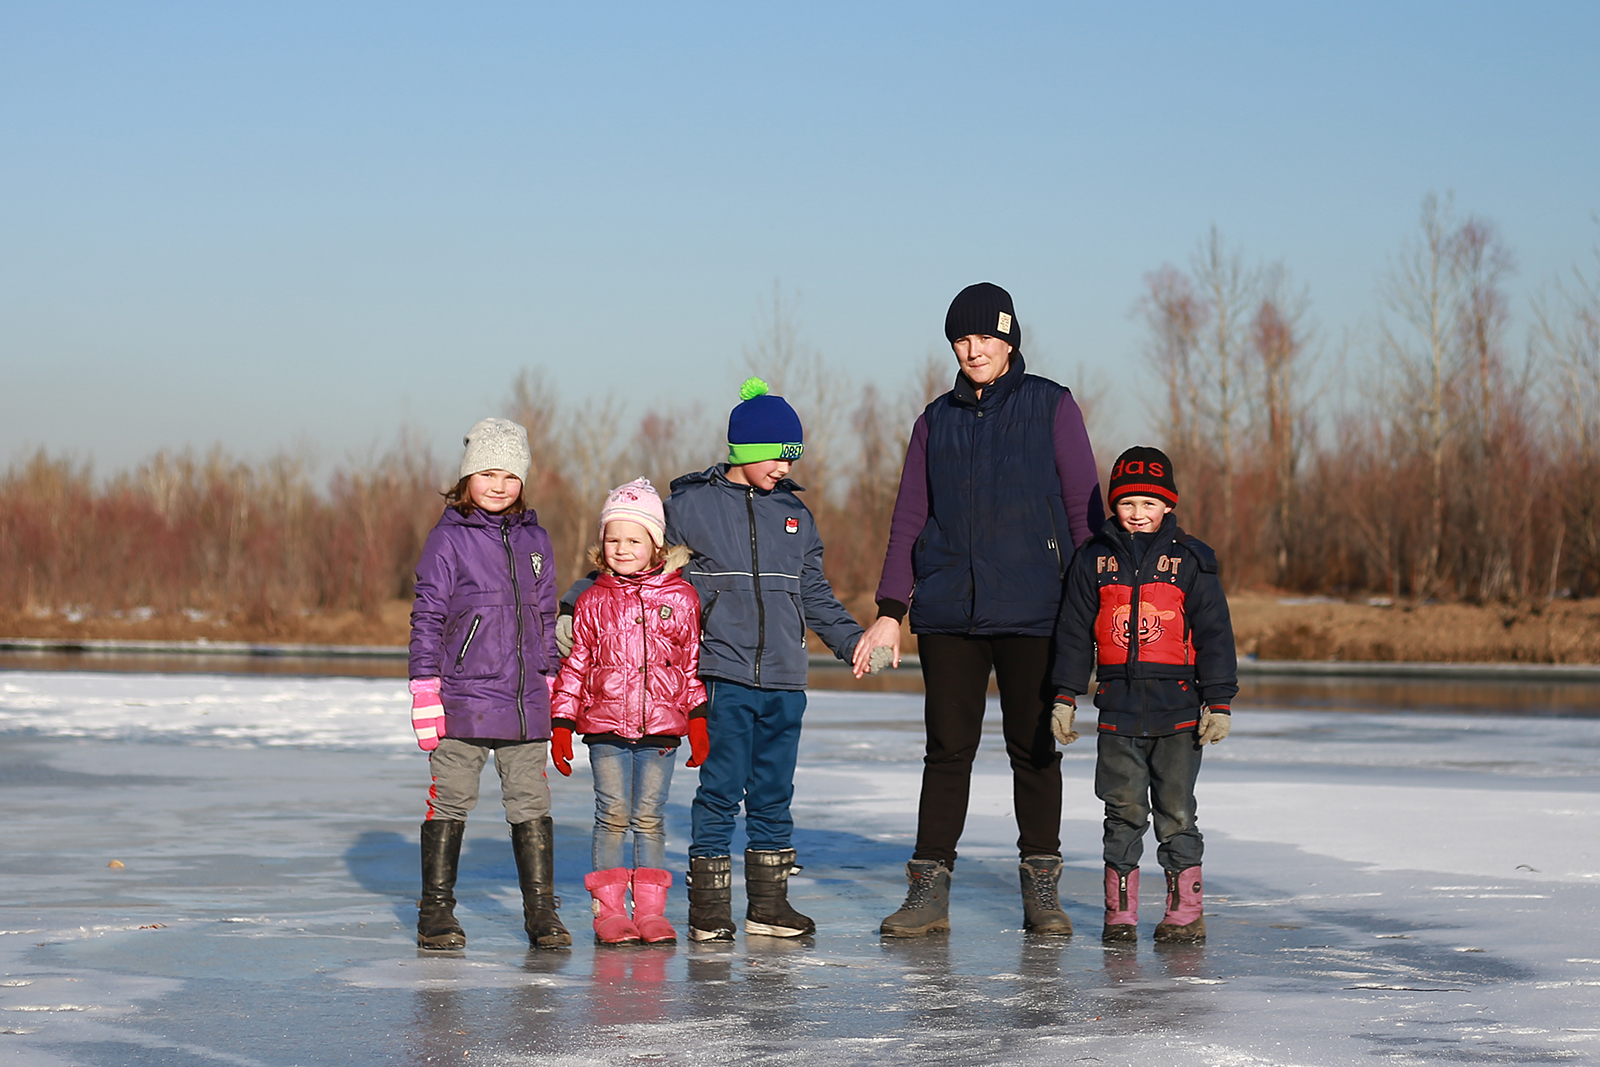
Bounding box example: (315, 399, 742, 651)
(689, 680, 807, 858)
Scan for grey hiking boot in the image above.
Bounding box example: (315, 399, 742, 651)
(687, 855, 735, 942)
(1019, 855, 1073, 935)
(880, 859, 951, 937)
(744, 849, 816, 938)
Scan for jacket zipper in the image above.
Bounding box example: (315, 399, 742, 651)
(637, 584, 649, 735)
(1046, 503, 1064, 579)
(454, 614, 483, 669)
(746, 486, 765, 687)
(1123, 535, 1146, 734)
(500, 519, 528, 739)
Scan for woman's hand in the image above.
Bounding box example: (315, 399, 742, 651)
(851, 616, 903, 678)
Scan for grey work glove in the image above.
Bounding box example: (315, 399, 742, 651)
(555, 613, 574, 659)
(1197, 708, 1231, 745)
(1050, 699, 1080, 745)
(866, 645, 894, 675)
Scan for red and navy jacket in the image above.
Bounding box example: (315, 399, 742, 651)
(1052, 513, 1237, 737)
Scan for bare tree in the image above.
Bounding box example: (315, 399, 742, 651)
(1249, 267, 1312, 584)
(1138, 265, 1209, 531)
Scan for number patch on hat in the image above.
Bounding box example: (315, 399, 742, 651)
(784, 517, 799, 534)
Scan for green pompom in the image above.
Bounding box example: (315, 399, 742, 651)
(739, 377, 771, 401)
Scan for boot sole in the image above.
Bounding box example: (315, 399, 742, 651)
(418, 933, 467, 950)
(1024, 922, 1074, 936)
(688, 926, 735, 942)
(744, 920, 814, 938)
(1153, 920, 1206, 944)
(1102, 924, 1138, 943)
(879, 919, 951, 938)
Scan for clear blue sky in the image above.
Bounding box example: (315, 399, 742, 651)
(4, 2, 1597, 474)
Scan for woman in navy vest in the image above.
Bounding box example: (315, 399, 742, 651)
(853, 282, 1103, 937)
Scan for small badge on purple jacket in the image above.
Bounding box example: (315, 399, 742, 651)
(530, 552, 544, 577)
(784, 517, 799, 534)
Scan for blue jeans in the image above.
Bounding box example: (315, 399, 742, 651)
(588, 740, 679, 871)
(1095, 731, 1204, 873)
(689, 681, 806, 858)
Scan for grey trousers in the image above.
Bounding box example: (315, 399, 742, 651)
(426, 737, 552, 825)
(1095, 731, 1204, 874)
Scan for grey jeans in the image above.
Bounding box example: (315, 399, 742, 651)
(1095, 730, 1203, 873)
(426, 737, 552, 825)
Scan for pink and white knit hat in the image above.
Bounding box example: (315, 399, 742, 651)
(599, 478, 666, 547)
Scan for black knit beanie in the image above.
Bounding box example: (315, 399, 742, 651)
(944, 282, 1021, 351)
(1108, 446, 1179, 507)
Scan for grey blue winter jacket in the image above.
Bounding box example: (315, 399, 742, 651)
(664, 465, 864, 691)
(409, 506, 560, 741)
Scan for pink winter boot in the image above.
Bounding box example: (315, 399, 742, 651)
(630, 868, 678, 944)
(1154, 866, 1205, 944)
(1103, 866, 1139, 943)
(584, 868, 642, 945)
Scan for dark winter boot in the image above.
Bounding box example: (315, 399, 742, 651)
(510, 817, 572, 949)
(687, 855, 735, 942)
(1018, 855, 1074, 935)
(1103, 866, 1139, 943)
(418, 819, 467, 950)
(1153, 866, 1206, 944)
(744, 849, 815, 937)
(879, 859, 951, 938)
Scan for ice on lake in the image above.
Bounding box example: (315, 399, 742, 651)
(2, 671, 1599, 1066)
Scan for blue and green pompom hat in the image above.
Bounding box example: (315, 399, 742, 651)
(727, 377, 805, 464)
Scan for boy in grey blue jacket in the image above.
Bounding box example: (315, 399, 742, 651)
(673, 378, 871, 942)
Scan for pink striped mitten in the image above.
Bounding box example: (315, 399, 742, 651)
(409, 678, 446, 752)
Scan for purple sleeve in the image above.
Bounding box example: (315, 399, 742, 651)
(407, 524, 453, 679)
(872, 413, 930, 619)
(1054, 391, 1103, 547)
(535, 526, 561, 676)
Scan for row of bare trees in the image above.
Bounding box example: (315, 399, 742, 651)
(3, 198, 1599, 630)
(1142, 195, 1600, 600)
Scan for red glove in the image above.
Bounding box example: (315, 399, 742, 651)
(551, 725, 574, 777)
(409, 678, 446, 752)
(686, 716, 709, 768)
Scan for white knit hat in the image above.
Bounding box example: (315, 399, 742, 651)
(460, 418, 531, 481)
(599, 478, 666, 547)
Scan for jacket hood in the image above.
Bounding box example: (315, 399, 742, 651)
(437, 505, 543, 529)
(670, 464, 804, 495)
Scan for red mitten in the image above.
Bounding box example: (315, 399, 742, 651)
(551, 725, 574, 777)
(408, 678, 446, 752)
(686, 716, 710, 768)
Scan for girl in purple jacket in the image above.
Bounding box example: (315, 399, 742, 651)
(407, 417, 569, 951)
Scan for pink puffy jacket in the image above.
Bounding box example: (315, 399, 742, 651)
(551, 549, 708, 738)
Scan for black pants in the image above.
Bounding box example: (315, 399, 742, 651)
(912, 633, 1063, 868)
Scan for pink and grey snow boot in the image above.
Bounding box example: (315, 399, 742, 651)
(1103, 866, 1139, 944)
(584, 868, 642, 946)
(630, 868, 678, 944)
(1154, 865, 1205, 944)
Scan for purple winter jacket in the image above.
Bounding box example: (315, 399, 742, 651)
(409, 506, 560, 741)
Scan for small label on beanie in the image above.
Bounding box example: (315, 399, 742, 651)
(997, 312, 1012, 334)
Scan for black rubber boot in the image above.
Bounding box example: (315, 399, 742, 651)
(879, 859, 951, 938)
(687, 855, 736, 942)
(744, 849, 815, 937)
(1018, 855, 1074, 935)
(418, 819, 467, 950)
(511, 817, 571, 949)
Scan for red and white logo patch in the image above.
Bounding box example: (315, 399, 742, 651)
(784, 517, 799, 534)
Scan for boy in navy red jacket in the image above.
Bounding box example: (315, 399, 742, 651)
(1052, 446, 1237, 945)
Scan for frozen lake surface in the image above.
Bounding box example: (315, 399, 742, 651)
(2, 671, 1599, 1066)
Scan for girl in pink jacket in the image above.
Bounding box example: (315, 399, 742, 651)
(550, 478, 709, 945)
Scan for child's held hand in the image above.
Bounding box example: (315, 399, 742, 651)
(686, 714, 709, 767)
(408, 677, 446, 752)
(551, 725, 574, 776)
